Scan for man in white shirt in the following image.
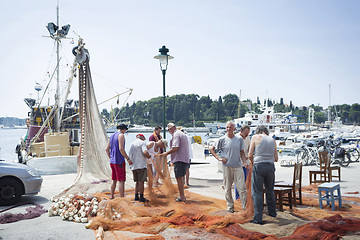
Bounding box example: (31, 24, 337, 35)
(129, 134, 151, 202)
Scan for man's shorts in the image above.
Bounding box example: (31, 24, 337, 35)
(132, 168, 147, 182)
(173, 161, 188, 178)
(110, 162, 126, 181)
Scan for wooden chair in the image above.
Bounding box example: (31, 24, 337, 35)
(275, 162, 302, 206)
(309, 151, 331, 184)
(263, 187, 293, 211)
(329, 165, 341, 182)
(274, 187, 293, 211)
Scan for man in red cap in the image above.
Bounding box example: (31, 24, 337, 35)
(129, 133, 150, 202)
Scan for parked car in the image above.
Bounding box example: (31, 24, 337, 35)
(0, 160, 43, 205)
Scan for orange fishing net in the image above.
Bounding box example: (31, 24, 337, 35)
(86, 160, 360, 239)
(87, 156, 254, 239)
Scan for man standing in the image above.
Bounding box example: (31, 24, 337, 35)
(235, 124, 251, 199)
(106, 123, 132, 199)
(149, 126, 163, 149)
(129, 134, 151, 202)
(163, 123, 189, 202)
(209, 121, 248, 213)
(149, 126, 164, 185)
(248, 125, 278, 224)
(178, 127, 193, 187)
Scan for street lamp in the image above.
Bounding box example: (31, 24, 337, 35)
(154, 45, 174, 139)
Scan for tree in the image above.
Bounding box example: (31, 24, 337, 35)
(314, 111, 326, 123)
(101, 109, 110, 123)
(223, 94, 239, 118)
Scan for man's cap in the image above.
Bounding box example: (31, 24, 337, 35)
(167, 122, 176, 130)
(117, 123, 128, 130)
(136, 134, 145, 139)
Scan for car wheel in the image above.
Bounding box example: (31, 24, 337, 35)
(0, 178, 22, 205)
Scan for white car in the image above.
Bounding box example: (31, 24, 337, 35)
(0, 160, 43, 205)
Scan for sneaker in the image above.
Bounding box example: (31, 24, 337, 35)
(135, 197, 140, 201)
(227, 209, 234, 213)
(250, 219, 264, 225)
(175, 197, 186, 202)
(139, 197, 148, 203)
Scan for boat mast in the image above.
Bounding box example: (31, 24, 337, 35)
(55, 4, 60, 131)
(328, 84, 331, 124)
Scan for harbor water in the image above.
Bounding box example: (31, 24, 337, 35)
(0, 128, 210, 163)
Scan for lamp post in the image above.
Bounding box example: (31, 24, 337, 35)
(154, 46, 174, 139)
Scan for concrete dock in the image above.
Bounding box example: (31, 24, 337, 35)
(0, 156, 359, 239)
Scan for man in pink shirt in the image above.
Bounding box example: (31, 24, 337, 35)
(163, 122, 190, 202)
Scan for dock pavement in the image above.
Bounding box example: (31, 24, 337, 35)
(0, 156, 359, 239)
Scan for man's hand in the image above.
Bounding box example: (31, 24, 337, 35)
(219, 157, 227, 164)
(243, 161, 249, 168)
(127, 159, 133, 165)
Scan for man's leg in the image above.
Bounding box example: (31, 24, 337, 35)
(176, 176, 186, 200)
(134, 181, 140, 200)
(252, 164, 265, 223)
(234, 167, 247, 210)
(185, 160, 191, 186)
(110, 180, 117, 199)
(139, 181, 147, 202)
(223, 165, 234, 212)
(263, 164, 276, 217)
(235, 184, 239, 200)
(119, 181, 125, 197)
(186, 168, 190, 186)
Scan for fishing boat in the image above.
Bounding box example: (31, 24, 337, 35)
(16, 6, 81, 174)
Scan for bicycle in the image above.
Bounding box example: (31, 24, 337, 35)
(296, 142, 318, 166)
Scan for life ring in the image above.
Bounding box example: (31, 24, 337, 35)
(26, 118, 30, 127)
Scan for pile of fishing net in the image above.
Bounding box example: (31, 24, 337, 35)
(83, 162, 360, 239)
(87, 160, 254, 239)
(0, 203, 47, 224)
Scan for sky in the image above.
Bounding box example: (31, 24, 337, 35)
(0, 0, 360, 118)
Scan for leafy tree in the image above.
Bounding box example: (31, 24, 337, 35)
(106, 93, 359, 126)
(314, 111, 326, 123)
(223, 94, 239, 118)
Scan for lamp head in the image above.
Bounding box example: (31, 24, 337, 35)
(154, 45, 173, 71)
